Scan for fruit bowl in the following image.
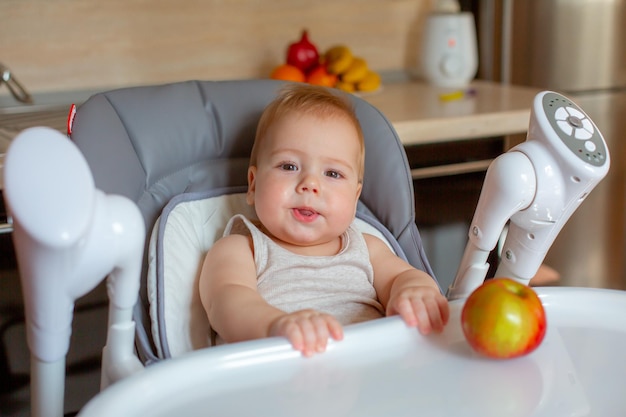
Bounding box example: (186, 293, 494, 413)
(269, 30, 382, 94)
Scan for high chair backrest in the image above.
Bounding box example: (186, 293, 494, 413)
(70, 79, 436, 362)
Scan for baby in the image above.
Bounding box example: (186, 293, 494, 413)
(199, 83, 449, 357)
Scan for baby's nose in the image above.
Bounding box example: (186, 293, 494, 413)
(298, 174, 319, 194)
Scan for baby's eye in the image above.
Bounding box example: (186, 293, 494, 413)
(325, 170, 343, 179)
(279, 163, 298, 171)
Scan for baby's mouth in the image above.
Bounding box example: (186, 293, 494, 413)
(292, 207, 319, 222)
(298, 208, 315, 216)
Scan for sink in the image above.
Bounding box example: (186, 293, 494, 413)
(0, 85, 105, 150)
(0, 107, 69, 134)
(0, 108, 69, 151)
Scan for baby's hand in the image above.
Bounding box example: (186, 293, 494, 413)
(269, 310, 344, 357)
(387, 286, 449, 335)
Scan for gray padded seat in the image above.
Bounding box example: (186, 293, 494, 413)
(70, 79, 436, 362)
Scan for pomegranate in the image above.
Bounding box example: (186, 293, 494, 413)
(286, 30, 319, 73)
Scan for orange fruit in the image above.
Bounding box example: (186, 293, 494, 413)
(306, 65, 337, 87)
(270, 64, 306, 82)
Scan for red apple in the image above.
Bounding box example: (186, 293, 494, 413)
(461, 278, 547, 359)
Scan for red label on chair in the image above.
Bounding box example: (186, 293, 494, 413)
(67, 104, 77, 136)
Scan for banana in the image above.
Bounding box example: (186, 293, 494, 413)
(325, 46, 382, 93)
(340, 57, 369, 83)
(356, 70, 381, 92)
(335, 80, 356, 93)
(324, 45, 353, 75)
(324, 45, 349, 62)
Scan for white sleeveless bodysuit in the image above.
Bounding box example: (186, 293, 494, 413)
(224, 214, 385, 325)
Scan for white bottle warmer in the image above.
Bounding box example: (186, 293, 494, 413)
(421, 10, 478, 88)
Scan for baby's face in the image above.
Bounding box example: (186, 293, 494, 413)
(247, 111, 363, 250)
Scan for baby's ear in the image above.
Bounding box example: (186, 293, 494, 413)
(246, 166, 257, 205)
(355, 181, 363, 201)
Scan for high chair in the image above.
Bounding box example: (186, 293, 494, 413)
(4, 79, 436, 414)
(4, 79, 626, 417)
(68, 79, 437, 363)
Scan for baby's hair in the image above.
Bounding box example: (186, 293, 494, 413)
(250, 83, 365, 179)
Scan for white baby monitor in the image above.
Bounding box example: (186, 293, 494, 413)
(448, 91, 610, 300)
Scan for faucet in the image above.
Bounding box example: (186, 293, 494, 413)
(0, 63, 33, 104)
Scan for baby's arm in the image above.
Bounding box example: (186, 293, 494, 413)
(365, 234, 449, 334)
(199, 234, 342, 356)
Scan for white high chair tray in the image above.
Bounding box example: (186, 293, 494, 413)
(79, 287, 626, 417)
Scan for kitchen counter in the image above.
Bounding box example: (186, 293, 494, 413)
(0, 79, 541, 144)
(0, 79, 540, 187)
(363, 79, 540, 145)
